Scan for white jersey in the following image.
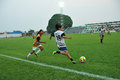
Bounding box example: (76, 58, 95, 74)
(99, 28, 105, 35)
(54, 30, 66, 48)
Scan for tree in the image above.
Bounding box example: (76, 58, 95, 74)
(28, 29, 34, 36)
(47, 14, 73, 33)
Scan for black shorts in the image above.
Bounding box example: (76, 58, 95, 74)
(100, 34, 104, 37)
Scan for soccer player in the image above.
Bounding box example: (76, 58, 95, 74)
(107, 29, 111, 35)
(90, 29, 94, 35)
(26, 29, 46, 59)
(22, 31, 26, 39)
(49, 24, 76, 64)
(32, 32, 36, 39)
(99, 26, 105, 44)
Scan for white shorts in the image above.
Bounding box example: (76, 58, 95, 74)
(32, 45, 42, 51)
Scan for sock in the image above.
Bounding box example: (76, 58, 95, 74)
(35, 50, 41, 54)
(101, 39, 102, 43)
(56, 51, 60, 54)
(27, 53, 31, 57)
(70, 58, 73, 61)
(101, 39, 103, 43)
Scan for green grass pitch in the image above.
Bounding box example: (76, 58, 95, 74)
(0, 33, 120, 80)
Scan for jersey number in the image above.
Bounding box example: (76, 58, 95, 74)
(56, 35, 61, 41)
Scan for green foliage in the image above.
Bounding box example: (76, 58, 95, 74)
(28, 29, 34, 36)
(47, 14, 73, 33)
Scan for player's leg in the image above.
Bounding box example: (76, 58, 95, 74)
(100, 35, 104, 44)
(100, 36, 102, 43)
(100, 34, 103, 43)
(26, 47, 36, 59)
(39, 46, 44, 51)
(61, 51, 76, 64)
(102, 35, 104, 43)
(52, 47, 76, 64)
(26, 50, 35, 59)
(35, 45, 44, 56)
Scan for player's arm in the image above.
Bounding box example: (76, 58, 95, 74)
(37, 37, 46, 44)
(62, 33, 72, 39)
(40, 41, 46, 44)
(98, 29, 101, 34)
(63, 36, 72, 39)
(49, 35, 52, 40)
(49, 33, 54, 40)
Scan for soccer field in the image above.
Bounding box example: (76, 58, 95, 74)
(0, 33, 120, 80)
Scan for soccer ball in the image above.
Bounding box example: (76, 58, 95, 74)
(80, 56, 86, 63)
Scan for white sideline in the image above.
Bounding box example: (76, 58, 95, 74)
(0, 54, 119, 80)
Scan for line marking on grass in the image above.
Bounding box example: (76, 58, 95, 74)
(0, 54, 119, 80)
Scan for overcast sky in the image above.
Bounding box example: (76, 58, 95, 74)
(0, 0, 120, 32)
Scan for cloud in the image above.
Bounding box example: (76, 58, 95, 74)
(0, 0, 120, 32)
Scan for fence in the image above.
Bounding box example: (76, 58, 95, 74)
(0, 34, 22, 38)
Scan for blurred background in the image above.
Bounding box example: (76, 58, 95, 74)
(0, 0, 120, 38)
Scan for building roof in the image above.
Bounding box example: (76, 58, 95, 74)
(10, 31, 23, 34)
